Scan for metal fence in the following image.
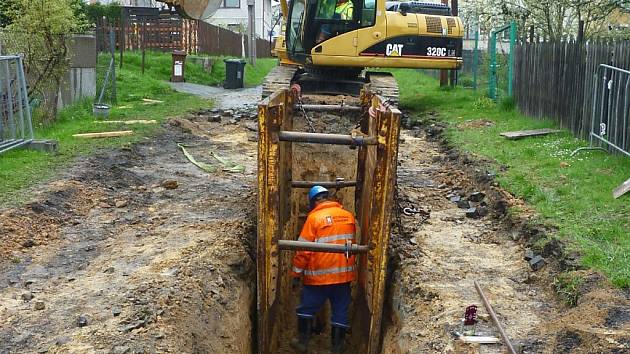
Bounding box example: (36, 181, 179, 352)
(573, 64, 630, 157)
(0, 55, 34, 155)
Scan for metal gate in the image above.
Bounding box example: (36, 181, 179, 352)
(0, 55, 34, 155)
(488, 21, 517, 100)
(590, 64, 630, 156)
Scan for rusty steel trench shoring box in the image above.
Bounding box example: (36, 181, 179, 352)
(257, 87, 400, 354)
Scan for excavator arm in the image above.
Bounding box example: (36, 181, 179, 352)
(279, 0, 289, 21)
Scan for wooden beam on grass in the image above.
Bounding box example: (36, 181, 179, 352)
(73, 131, 134, 139)
(142, 98, 164, 105)
(613, 178, 630, 199)
(95, 120, 157, 125)
(500, 128, 562, 140)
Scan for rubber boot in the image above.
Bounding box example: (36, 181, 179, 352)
(290, 317, 312, 353)
(331, 326, 346, 353)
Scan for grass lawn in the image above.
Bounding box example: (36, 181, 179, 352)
(393, 69, 630, 288)
(116, 51, 278, 87)
(0, 51, 277, 206)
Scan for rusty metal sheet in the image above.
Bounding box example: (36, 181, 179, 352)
(257, 89, 295, 354)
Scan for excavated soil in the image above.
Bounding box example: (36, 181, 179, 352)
(0, 113, 258, 353)
(1, 90, 628, 354)
(380, 124, 629, 354)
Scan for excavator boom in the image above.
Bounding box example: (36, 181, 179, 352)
(159, 0, 222, 20)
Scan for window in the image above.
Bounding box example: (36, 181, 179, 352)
(221, 0, 240, 8)
(361, 0, 376, 27)
(227, 23, 242, 32)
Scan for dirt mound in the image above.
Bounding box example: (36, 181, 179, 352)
(0, 181, 103, 259)
(536, 280, 630, 353)
(457, 119, 495, 130)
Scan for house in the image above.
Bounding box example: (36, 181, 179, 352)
(208, 0, 273, 39)
(88, 0, 160, 6)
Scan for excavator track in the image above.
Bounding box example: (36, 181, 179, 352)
(261, 65, 298, 99)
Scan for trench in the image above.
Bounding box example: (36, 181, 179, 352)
(274, 96, 363, 353)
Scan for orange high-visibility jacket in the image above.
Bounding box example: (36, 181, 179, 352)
(290, 201, 357, 286)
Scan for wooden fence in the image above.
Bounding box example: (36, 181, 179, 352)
(514, 40, 630, 140)
(96, 8, 272, 58)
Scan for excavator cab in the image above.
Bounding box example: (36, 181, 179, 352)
(287, 0, 370, 63)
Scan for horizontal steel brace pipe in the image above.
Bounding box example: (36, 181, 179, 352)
(278, 240, 369, 254)
(291, 180, 357, 189)
(0, 139, 31, 155)
(278, 131, 377, 146)
(299, 104, 362, 112)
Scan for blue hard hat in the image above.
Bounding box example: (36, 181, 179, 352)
(308, 185, 329, 210)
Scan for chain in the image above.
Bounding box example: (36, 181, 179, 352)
(297, 96, 316, 133)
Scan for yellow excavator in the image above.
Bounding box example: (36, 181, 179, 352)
(265, 0, 464, 103)
(162, 0, 463, 103)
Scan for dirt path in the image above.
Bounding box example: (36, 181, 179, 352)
(381, 130, 556, 353)
(0, 110, 259, 353)
(381, 126, 629, 354)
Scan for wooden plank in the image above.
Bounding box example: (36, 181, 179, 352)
(613, 177, 630, 199)
(459, 336, 502, 344)
(141, 98, 164, 104)
(95, 120, 157, 125)
(500, 128, 562, 140)
(72, 131, 134, 138)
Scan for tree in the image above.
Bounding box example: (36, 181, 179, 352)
(0, 0, 19, 28)
(2, 0, 87, 122)
(83, 2, 122, 27)
(460, 0, 630, 40)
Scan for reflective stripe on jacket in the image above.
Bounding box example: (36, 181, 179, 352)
(291, 201, 357, 286)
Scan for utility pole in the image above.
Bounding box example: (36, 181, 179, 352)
(247, 0, 257, 65)
(449, 0, 458, 87)
(440, 0, 449, 87)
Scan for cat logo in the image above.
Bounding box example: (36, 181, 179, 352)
(385, 43, 404, 57)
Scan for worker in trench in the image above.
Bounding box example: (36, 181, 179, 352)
(290, 185, 357, 353)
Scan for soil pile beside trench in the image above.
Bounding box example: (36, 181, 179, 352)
(0, 113, 259, 353)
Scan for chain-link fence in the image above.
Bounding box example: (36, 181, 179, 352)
(0, 55, 34, 155)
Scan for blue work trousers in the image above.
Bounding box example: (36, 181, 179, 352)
(296, 282, 351, 329)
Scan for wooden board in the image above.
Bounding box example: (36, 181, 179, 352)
(72, 131, 134, 138)
(500, 128, 562, 140)
(613, 178, 630, 199)
(459, 336, 501, 344)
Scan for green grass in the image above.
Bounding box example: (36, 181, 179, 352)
(0, 51, 276, 206)
(114, 51, 278, 87)
(394, 69, 630, 288)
